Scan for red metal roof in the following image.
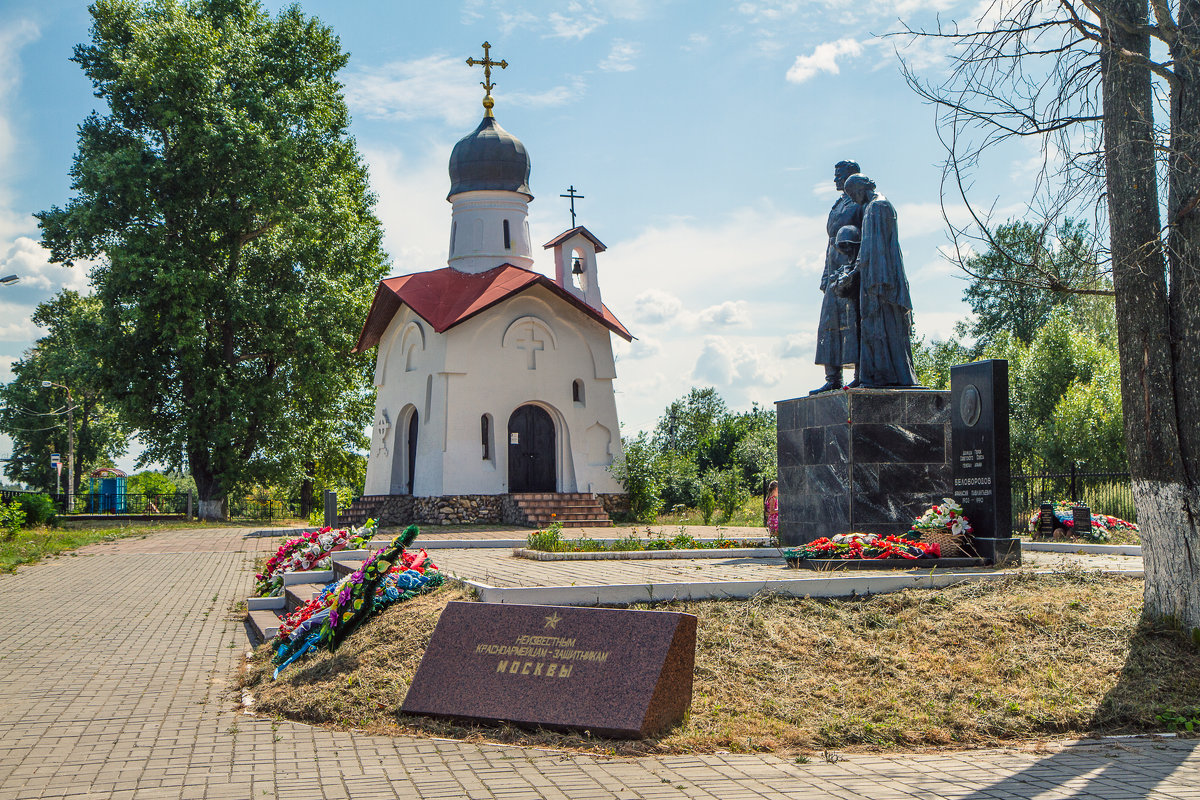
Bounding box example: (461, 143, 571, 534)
(353, 264, 633, 353)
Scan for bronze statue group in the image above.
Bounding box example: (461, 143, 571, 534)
(813, 160, 919, 393)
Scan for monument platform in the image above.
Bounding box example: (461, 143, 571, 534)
(775, 389, 951, 547)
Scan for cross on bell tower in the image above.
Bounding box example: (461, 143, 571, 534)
(560, 185, 585, 228)
(466, 41, 508, 118)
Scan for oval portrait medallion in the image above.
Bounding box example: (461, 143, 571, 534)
(960, 384, 982, 427)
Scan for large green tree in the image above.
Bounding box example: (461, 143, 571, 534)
(0, 291, 128, 496)
(961, 219, 1109, 348)
(38, 0, 387, 518)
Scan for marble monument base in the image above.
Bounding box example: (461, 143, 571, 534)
(776, 389, 952, 547)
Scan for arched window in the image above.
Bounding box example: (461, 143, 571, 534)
(572, 379, 585, 406)
(424, 375, 433, 419)
(481, 414, 492, 460)
(503, 219, 511, 250)
(450, 221, 457, 256)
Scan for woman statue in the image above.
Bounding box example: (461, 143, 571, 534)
(812, 160, 863, 394)
(842, 174, 918, 388)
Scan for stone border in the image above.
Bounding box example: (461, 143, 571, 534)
(1022, 541, 1142, 556)
(459, 567, 1145, 607)
(512, 547, 783, 561)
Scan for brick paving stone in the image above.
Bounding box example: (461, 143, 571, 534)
(0, 525, 1197, 799)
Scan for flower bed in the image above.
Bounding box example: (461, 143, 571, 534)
(784, 532, 942, 562)
(525, 526, 770, 553)
(271, 525, 443, 678)
(1028, 501, 1139, 543)
(254, 520, 376, 597)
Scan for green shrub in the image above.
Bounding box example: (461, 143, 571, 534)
(671, 532, 698, 550)
(0, 499, 26, 540)
(15, 494, 57, 527)
(715, 468, 749, 523)
(526, 522, 564, 551)
(610, 432, 662, 522)
(699, 488, 716, 524)
(611, 533, 645, 551)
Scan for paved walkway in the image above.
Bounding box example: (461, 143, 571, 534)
(0, 525, 1196, 799)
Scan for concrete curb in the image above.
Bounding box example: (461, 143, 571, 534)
(1022, 541, 1142, 556)
(512, 547, 783, 561)
(458, 567, 1145, 606)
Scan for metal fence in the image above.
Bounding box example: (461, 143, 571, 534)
(1, 489, 302, 521)
(227, 496, 303, 522)
(1010, 461, 1136, 534)
(0, 489, 68, 511)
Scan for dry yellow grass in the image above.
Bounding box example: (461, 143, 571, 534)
(240, 572, 1199, 755)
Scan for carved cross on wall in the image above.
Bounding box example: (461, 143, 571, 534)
(514, 326, 545, 370)
(374, 409, 391, 457)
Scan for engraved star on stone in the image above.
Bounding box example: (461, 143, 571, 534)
(543, 612, 562, 629)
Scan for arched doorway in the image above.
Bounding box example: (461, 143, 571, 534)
(406, 410, 419, 495)
(508, 405, 556, 492)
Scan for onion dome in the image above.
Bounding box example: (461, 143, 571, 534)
(447, 115, 533, 200)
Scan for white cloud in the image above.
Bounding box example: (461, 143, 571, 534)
(779, 331, 816, 359)
(632, 288, 685, 324)
(0, 300, 40, 341)
(547, 8, 606, 40)
(684, 33, 709, 51)
(599, 40, 640, 72)
(362, 145, 455, 274)
(615, 337, 662, 360)
(692, 335, 781, 387)
(737, 1, 802, 22)
(0, 236, 88, 292)
(786, 38, 864, 84)
(486, 0, 651, 39)
(345, 55, 577, 127)
(697, 300, 750, 327)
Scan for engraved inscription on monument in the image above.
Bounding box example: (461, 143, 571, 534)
(950, 359, 1018, 565)
(401, 602, 697, 738)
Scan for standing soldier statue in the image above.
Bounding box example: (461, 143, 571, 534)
(812, 160, 863, 394)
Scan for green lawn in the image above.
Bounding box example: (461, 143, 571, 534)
(0, 520, 250, 574)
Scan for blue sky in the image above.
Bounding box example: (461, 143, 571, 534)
(0, 0, 1030, 472)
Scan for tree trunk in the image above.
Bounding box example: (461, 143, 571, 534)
(299, 459, 315, 518)
(1101, 0, 1200, 635)
(190, 453, 227, 521)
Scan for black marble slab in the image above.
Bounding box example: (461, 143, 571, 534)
(775, 389, 952, 547)
(950, 360, 1018, 565)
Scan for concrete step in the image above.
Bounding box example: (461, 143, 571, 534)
(284, 582, 327, 613)
(536, 519, 613, 528)
(511, 492, 595, 501)
(246, 609, 281, 643)
(333, 559, 365, 579)
(520, 510, 604, 522)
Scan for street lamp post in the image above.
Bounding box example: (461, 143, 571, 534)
(41, 380, 75, 512)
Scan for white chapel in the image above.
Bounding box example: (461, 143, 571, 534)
(351, 47, 631, 526)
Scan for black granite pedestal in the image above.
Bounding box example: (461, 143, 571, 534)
(775, 389, 951, 547)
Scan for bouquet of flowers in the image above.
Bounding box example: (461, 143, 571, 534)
(271, 525, 444, 679)
(274, 546, 439, 642)
(785, 532, 941, 561)
(254, 519, 377, 597)
(911, 499, 972, 537)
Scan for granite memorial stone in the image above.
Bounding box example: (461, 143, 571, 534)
(1072, 505, 1092, 538)
(950, 359, 1019, 565)
(775, 388, 952, 545)
(1038, 502, 1056, 539)
(401, 602, 696, 738)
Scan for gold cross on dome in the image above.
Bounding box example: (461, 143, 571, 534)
(466, 41, 508, 117)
